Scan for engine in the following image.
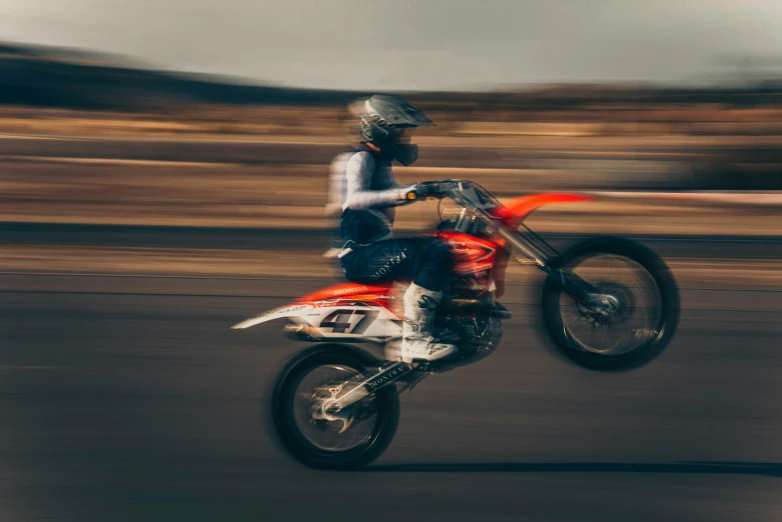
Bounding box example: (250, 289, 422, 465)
(435, 312, 504, 368)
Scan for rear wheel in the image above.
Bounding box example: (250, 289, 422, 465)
(268, 344, 400, 470)
(541, 236, 680, 372)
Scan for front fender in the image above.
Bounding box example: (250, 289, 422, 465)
(499, 193, 598, 229)
(231, 303, 314, 329)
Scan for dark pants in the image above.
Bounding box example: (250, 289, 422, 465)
(341, 237, 454, 292)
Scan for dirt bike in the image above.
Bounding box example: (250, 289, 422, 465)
(232, 179, 680, 470)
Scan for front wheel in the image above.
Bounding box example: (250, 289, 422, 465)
(541, 236, 680, 372)
(268, 344, 400, 470)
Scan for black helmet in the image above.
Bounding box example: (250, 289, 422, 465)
(353, 95, 435, 166)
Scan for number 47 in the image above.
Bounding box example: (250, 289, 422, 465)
(319, 309, 379, 334)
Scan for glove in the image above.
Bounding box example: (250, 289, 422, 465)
(402, 182, 441, 202)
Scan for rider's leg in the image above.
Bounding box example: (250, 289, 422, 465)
(340, 237, 457, 362)
(400, 239, 457, 362)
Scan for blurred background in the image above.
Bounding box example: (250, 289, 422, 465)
(1, 1, 781, 521)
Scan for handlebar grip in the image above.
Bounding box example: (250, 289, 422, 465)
(419, 181, 443, 198)
(405, 180, 448, 201)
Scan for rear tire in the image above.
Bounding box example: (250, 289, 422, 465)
(268, 344, 400, 470)
(541, 236, 680, 372)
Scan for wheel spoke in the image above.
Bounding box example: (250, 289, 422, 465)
(560, 254, 662, 356)
(292, 365, 378, 452)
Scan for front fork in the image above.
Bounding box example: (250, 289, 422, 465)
(494, 227, 620, 314)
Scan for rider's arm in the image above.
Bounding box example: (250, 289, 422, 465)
(326, 152, 350, 216)
(342, 152, 413, 210)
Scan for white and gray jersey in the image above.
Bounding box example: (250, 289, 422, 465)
(326, 146, 410, 252)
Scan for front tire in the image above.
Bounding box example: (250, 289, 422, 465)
(541, 236, 680, 372)
(268, 344, 400, 470)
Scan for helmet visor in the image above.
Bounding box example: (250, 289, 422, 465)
(366, 96, 436, 129)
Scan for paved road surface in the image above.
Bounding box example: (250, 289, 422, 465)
(5, 222, 782, 259)
(1, 268, 781, 522)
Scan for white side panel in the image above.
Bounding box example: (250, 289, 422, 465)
(232, 302, 402, 340)
(300, 304, 402, 340)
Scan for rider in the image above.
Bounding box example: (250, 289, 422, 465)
(326, 94, 457, 363)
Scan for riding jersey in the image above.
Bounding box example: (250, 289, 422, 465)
(326, 144, 410, 256)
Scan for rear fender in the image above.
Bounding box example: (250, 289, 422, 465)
(233, 281, 401, 340)
(232, 301, 403, 340)
(231, 303, 314, 329)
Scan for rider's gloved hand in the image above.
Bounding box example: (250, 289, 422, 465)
(400, 182, 442, 202)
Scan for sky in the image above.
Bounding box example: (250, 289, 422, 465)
(2, 0, 782, 91)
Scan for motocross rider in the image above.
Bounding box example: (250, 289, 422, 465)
(326, 95, 457, 363)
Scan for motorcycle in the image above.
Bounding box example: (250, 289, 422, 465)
(232, 179, 680, 470)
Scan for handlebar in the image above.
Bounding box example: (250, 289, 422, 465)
(437, 179, 501, 213)
(420, 178, 556, 266)
(407, 180, 447, 201)
(408, 178, 513, 231)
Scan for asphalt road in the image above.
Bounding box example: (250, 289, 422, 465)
(2, 268, 781, 522)
(5, 222, 782, 260)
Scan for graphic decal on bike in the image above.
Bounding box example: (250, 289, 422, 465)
(319, 309, 380, 334)
(417, 295, 438, 310)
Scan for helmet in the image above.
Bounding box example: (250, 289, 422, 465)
(353, 95, 435, 166)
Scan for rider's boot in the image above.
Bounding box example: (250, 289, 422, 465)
(400, 282, 458, 363)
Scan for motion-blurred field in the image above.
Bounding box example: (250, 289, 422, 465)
(2, 101, 781, 234)
(3, 40, 781, 237)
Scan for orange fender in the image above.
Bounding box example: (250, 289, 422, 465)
(495, 193, 599, 228)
